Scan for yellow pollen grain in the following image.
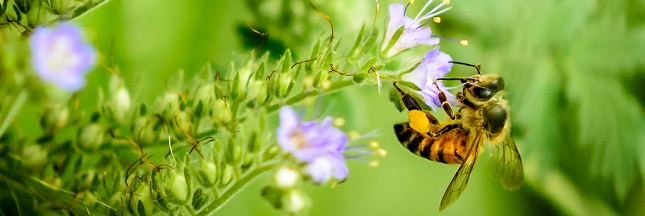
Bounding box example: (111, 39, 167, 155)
(348, 130, 360, 140)
(460, 40, 469, 46)
(369, 160, 379, 168)
(409, 0, 415, 5)
(433, 17, 441, 23)
(375, 148, 387, 157)
(443, 0, 450, 5)
(369, 141, 379, 148)
(334, 118, 345, 127)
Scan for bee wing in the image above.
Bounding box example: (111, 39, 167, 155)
(489, 133, 524, 190)
(439, 130, 484, 211)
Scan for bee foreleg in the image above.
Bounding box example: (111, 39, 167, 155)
(456, 92, 476, 109)
(434, 82, 457, 120)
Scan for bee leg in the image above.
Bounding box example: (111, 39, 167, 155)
(395, 82, 440, 126)
(428, 124, 459, 137)
(456, 92, 476, 109)
(394, 82, 423, 111)
(434, 82, 457, 120)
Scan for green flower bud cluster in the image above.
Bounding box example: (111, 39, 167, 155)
(1, 0, 107, 32)
(0, 1, 395, 212)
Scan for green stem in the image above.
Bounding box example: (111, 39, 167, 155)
(196, 162, 278, 215)
(0, 90, 28, 138)
(265, 79, 354, 113)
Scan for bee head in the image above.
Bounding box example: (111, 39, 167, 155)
(466, 74, 504, 101)
(437, 61, 506, 102)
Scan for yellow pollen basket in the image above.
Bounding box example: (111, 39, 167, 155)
(408, 110, 430, 134)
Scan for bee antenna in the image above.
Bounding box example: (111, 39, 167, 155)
(449, 61, 481, 75)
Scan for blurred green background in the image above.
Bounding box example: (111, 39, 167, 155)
(38, 0, 645, 215)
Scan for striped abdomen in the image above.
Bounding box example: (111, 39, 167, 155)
(393, 122, 469, 164)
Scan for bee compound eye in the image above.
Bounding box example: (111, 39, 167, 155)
(483, 104, 506, 135)
(472, 86, 493, 100)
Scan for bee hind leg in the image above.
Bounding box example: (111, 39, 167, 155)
(428, 123, 459, 137)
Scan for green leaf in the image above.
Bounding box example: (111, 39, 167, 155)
(567, 71, 644, 199)
(389, 86, 404, 112)
(513, 58, 562, 171)
(192, 188, 206, 210)
(570, 16, 638, 76)
(12, 5, 21, 21)
(348, 23, 366, 60)
(361, 27, 379, 55)
(395, 80, 421, 91)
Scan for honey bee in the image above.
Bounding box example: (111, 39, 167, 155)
(393, 62, 523, 211)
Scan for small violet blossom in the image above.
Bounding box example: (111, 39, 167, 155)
(401, 47, 456, 111)
(277, 106, 348, 183)
(381, 0, 451, 58)
(30, 23, 96, 92)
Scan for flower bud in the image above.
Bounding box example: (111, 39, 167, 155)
(273, 166, 299, 189)
(22, 145, 48, 167)
(246, 80, 268, 105)
(41, 104, 69, 131)
(131, 184, 154, 216)
(197, 160, 218, 188)
(220, 164, 234, 187)
(194, 86, 213, 117)
(51, 0, 75, 14)
(277, 73, 294, 98)
(263, 144, 280, 161)
(27, 3, 56, 28)
(174, 111, 193, 134)
(212, 99, 232, 123)
(166, 172, 189, 204)
(225, 138, 242, 164)
(132, 117, 158, 146)
(78, 124, 104, 151)
(110, 86, 132, 123)
(284, 189, 308, 213)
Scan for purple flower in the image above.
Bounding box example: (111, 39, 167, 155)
(401, 47, 455, 111)
(305, 154, 348, 183)
(30, 22, 96, 92)
(381, 0, 451, 58)
(277, 106, 348, 183)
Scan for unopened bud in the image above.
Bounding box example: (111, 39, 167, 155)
(197, 161, 218, 188)
(79, 124, 104, 151)
(166, 173, 189, 204)
(22, 145, 47, 167)
(51, 0, 75, 14)
(278, 74, 294, 98)
(111, 87, 131, 123)
(220, 164, 234, 186)
(132, 184, 154, 216)
(27, 4, 56, 28)
(212, 99, 232, 123)
(274, 166, 300, 189)
(284, 190, 308, 213)
(41, 104, 69, 131)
